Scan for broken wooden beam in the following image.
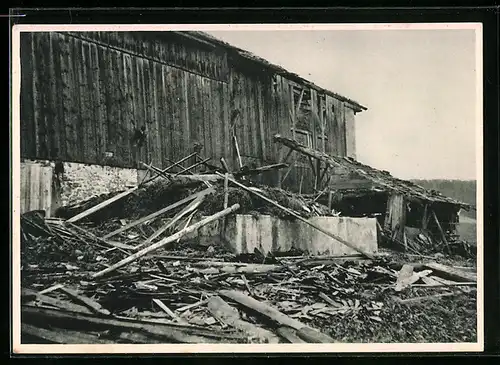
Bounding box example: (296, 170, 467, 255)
(92, 204, 240, 278)
(140, 152, 197, 186)
(66, 187, 138, 223)
(152, 298, 188, 325)
(424, 262, 477, 283)
(219, 290, 334, 343)
(234, 163, 289, 178)
(22, 305, 242, 343)
(207, 296, 280, 344)
(57, 286, 111, 316)
(217, 172, 375, 259)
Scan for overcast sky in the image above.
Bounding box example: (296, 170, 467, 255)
(207, 29, 478, 180)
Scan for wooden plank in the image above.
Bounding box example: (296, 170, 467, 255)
(218, 172, 375, 259)
(19, 33, 36, 158)
(22, 323, 110, 344)
(223, 173, 229, 209)
(431, 209, 449, 246)
(29, 164, 40, 211)
(424, 262, 477, 283)
(22, 305, 241, 343)
(207, 295, 280, 344)
(152, 298, 187, 324)
(219, 290, 334, 343)
(46, 33, 60, 160)
(95, 44, 109, 163)
(66, 187, 138, 223)
(92, 203, 241, 278)
(276, 327, 308, 343)
(58, 286, 111, 315)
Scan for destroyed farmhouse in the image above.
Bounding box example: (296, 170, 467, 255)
(18, 31, 477, 344)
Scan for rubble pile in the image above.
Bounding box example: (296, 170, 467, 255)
(20, 158, 478, 344)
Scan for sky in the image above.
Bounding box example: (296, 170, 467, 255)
(207, 28, 478, 180)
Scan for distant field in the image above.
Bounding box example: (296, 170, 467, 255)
(458, 212, 477, 243)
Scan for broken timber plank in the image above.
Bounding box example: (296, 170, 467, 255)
(140, 153, 197, 186)
(276, 326, 308, 343)
(57, 286, 111, 315)
(92, 204, 240, 278)
(219, 290, 334, 343)
(208, 296, 280, 344)
(152, 298, 188, 324)
(103, 188, 210, 239)
(66, 187, 138, 223)
(22, 323, 112, 344)
(217, 172, 375, 259)
(424, 262, 477, 283)
(22, 305, 241, 343)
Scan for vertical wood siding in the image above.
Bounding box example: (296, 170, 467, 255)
(20, 163, 53, 216)
(20, 32, 357, 194)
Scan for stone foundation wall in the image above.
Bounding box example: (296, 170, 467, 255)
(24, 159, 141, 207)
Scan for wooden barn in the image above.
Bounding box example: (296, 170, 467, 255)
(19, 30, 366, 203)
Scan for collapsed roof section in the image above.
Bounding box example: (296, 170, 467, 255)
(273, 134, 473, 210)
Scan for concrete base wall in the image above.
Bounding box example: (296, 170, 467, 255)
(194, 214, 378, 256)
(22, 160, 142, 209)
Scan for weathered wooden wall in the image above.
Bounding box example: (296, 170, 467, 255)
(20, 163, 54, 216)
(20, 31, 359, 194)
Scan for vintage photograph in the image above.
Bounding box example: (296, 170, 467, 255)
(12, 23, 482, 352)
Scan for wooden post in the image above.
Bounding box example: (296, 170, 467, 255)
(327, 191, 333, 211)
(298, 174, 304, 195)
(223, 173, 229, 209)
(422, 203, 429, 229)
(92, 204, 241, 278)
(431, 209, 448, 246)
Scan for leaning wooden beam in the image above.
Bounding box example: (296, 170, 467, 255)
(92, 204, 240, 278)
(223, 173, 229, 209)
(140, 162, 171, 182)
(66, 187, 138, 223)
(134, 193, 208, 250)
(233, 135, 243, 168)
(207, 296, 280, 344)
(103, 189, 210, 239)
(431, 210, 449, 246)
(140, 152, 197, 186)
(173, 157, 211, 177)
(219, 290, 334, 343)
(217, 172, 375, 259)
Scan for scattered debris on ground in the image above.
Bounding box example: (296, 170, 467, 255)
(20, 156, 477, 344)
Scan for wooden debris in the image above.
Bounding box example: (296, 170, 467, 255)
(22, 305, 242, 343)
(103, 188, 210, 239)
(276, 326, 308, 343)
(152, 298, 188, 324)
(57, 286, 111, 315)
(424, 262, 477, 283)
(136, 192, 209, 250)
(92, 204, 240, 278)
(394, 264, 420, 292)
(219, 290, 334, 343)
(38, 283, 65, 295)
(22, 323, 111, 344)
(207, 296, 280, 344)
(397, 292, 463, 305)
(67, 187, 138, 223)
(217, 172, 375, 259)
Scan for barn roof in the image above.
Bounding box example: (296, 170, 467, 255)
(173, 31, 368, 113)
(273, 134, 473, 209)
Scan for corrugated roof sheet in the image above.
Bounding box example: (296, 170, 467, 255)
(274, 134, 473, 209)
(174, 31, 367, 113)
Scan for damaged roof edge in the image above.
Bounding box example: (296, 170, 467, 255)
(177, 31, 368, 113)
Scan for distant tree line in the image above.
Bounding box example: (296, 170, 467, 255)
(411, 179, 476, 219)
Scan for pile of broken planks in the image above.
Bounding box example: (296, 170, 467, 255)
(20, 153, 478, 344)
